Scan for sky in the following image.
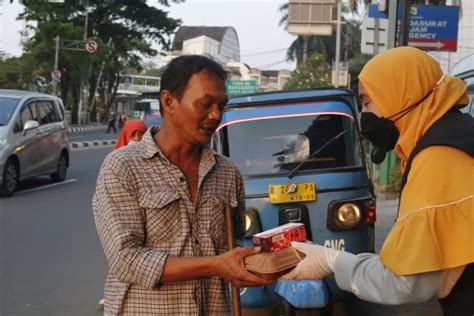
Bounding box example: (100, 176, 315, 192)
(0, 0, 298, 70)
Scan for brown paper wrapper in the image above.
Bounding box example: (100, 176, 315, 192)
(244, 246, 306, 280)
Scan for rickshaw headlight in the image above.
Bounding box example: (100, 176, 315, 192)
(243, 207, 262, 238)
(336, 203, 361, 227)
(245, 214, 252, 231)
(327, 198, 376, 231)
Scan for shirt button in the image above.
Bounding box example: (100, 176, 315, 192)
(194, 238, 199, 245)
(179, 177, 185, 183)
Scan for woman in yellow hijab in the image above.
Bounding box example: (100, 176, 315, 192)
(281, 47, 474, 315)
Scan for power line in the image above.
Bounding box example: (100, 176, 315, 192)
(241, 47, 288, 57)
(254, 57, 294, 69)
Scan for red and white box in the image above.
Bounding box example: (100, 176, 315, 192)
(252, 223, 306, 252)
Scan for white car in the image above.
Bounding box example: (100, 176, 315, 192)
(0, 90, 70, 197)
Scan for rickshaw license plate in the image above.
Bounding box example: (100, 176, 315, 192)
(268, 182, 317, 204)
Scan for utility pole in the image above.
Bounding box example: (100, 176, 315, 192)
(399, 0, 411, 46)
(90, 38, 113, 117)
(373, 18, 380, 55)
(387, 0, 398, 49)
(334, 0, 342, 87)
(77, 0, 91, 125)
(78, 0, 90, 125)
(53, 35, 60, 95)
(83, 0, 89, 41)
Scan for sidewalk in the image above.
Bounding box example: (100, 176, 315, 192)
(68, 123, 116, 149)
(70, 139, 116, 149)
(68, 124, 107, 133)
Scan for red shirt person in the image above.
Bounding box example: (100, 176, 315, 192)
(113, 119, 146, 150)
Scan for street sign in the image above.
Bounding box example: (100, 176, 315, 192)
(368, 4, 459, 51)
(361, 18, 389, 55)
(85, 39, 98, 53)
(225, 80, 257, 96)
(51, 69, 61, 82)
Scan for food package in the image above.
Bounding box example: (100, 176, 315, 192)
(252, 223, 306, 252)
(244, 246, 305, 280)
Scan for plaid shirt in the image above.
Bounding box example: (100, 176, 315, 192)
(93, 128, 245, 315)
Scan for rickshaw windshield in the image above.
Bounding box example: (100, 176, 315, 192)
(221, 113, 363, 176)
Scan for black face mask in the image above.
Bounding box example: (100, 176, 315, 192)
(361, 113, 399, 164)
(360, 88, 437, 164)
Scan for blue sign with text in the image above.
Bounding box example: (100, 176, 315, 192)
(368, 5, 459, 51)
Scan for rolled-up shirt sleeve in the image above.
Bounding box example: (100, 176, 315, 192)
(333, 252, 441, 305)
(92, 154, 168, 290)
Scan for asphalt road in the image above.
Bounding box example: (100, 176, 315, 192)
(0, 146, 443, 315)
(0, 147, 110, 316)
(68, 130, 118, 143)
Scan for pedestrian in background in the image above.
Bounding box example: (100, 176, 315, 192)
(281, 47, 474, 315)
(117, 113, 124, 129)
(106, 112, 116, 134)
(93, 55, 272, 315)
(113, 119, 146, 150)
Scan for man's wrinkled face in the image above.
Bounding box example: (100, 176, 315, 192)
(169, 71, 228, 146)
(358, 81, 382, 117)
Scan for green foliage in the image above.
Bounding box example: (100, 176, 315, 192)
(388, 156, 402, 193)
(284, 54, 331, 90)
(0, 57, 30, 90)
(4, 0, 182, 122)
(348, 53, 372, 91)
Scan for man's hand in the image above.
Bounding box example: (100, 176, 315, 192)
(280, 241, 340, 280)
(215, 247, 275, 287)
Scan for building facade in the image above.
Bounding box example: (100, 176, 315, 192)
(224, 61, 292, 92)
(171, 26, 240, 64)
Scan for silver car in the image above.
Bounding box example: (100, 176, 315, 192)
(0, 90, 70, 197)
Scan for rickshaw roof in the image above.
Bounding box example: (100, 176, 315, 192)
(220, 88, 357, 129)
(226, 88, 356, 110)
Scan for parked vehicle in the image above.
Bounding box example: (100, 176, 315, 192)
(131, 99, 162, 127)
(0, 90, 70, 197)
(211, 88, 376, 315)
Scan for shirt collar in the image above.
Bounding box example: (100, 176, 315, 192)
(139, 127, 164, 160)
(139, 127, 220, 164)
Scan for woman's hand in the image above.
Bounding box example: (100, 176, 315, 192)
(280, 242, 340, 280)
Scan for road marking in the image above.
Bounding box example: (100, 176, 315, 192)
(16, 178, 79, 195)
(72, 145, 114, 151)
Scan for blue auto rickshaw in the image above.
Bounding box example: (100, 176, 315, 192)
(211, 88, 376, 315)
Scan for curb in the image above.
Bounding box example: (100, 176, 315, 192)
(71, 140, 116, 149)
(68, 126, 107, 133)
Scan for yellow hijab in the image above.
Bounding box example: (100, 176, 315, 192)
(359, 46, 469, 170)
(359, 47, 474, 275)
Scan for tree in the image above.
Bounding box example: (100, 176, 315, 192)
(19, 0, 181, 123)
(0, 57, 26, 90)
(348, 0, 372, 12)
(348, 53, 371, 91)
(284, 54, 332, 90)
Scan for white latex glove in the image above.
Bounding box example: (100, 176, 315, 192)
(280, 241, 341, 280)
